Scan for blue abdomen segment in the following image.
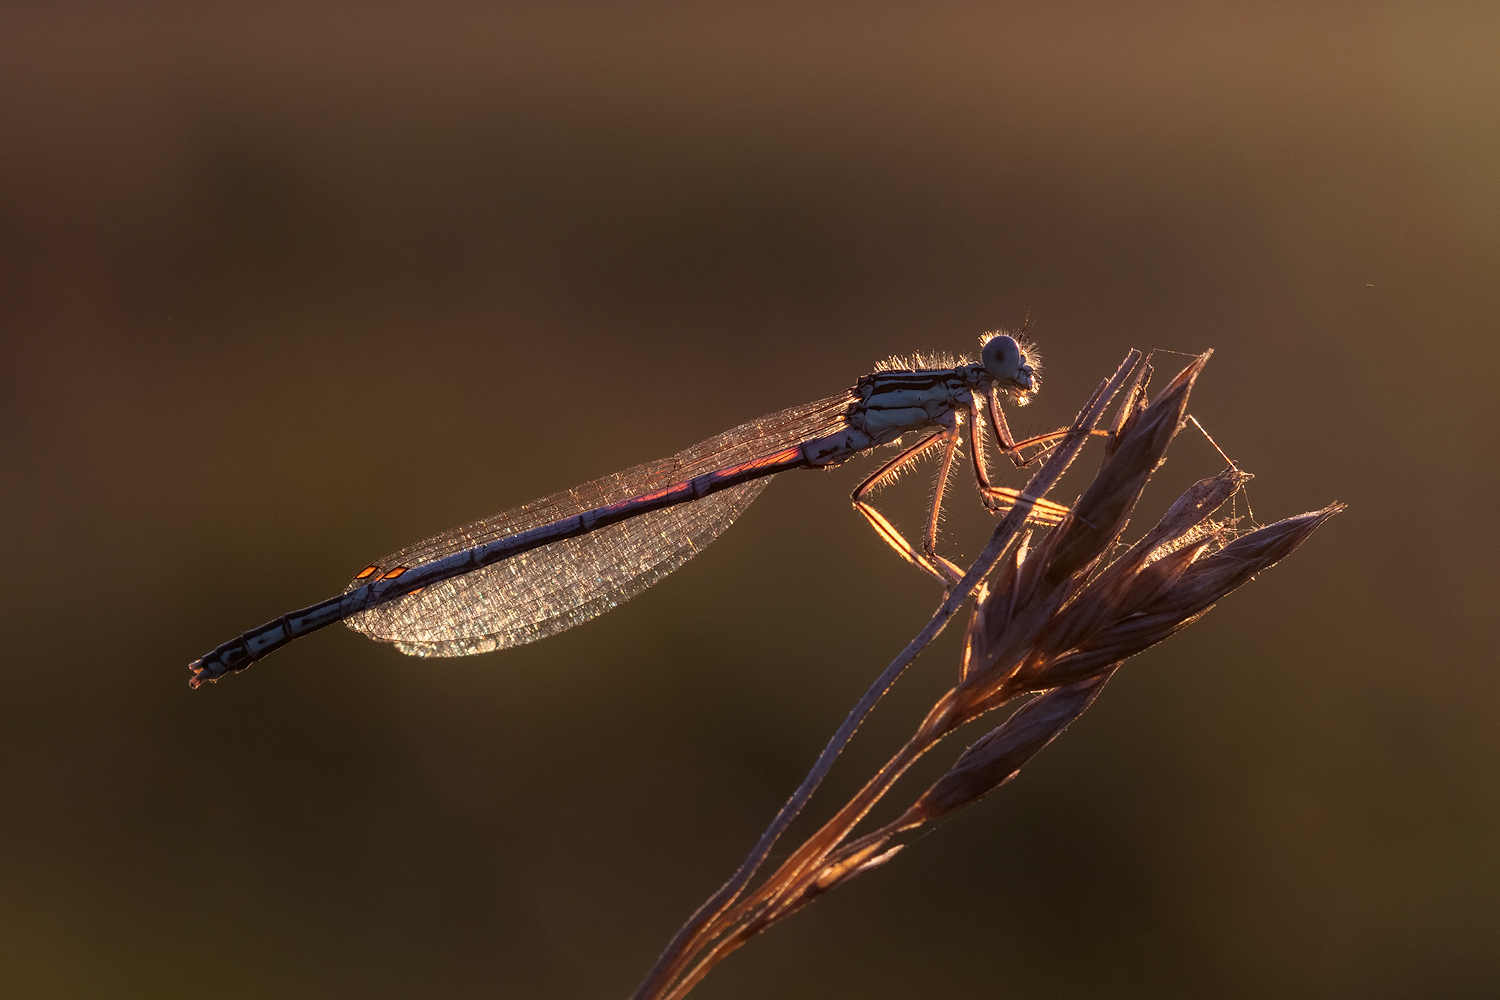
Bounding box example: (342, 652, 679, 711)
(188, 595, 350, 687)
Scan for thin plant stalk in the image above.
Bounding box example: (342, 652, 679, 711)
(629, 349, 1143, 1000)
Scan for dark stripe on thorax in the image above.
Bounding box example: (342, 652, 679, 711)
(862, 369, 962, 393)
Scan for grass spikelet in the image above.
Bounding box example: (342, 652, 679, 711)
(631, 350, 1342, 1000)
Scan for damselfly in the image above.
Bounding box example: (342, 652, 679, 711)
(189, 333, 1077, 687)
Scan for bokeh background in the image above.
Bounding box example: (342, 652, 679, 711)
(3, 3, 1497, 997)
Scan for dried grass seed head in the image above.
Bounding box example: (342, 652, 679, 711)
(1043, 353, 1208, 588)
(904, 673, 1113, 824)
(920, 496, 1342, 829)
(958, 354, 1205, 700)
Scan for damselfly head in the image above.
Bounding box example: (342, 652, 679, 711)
(981, 333, 1041, 403)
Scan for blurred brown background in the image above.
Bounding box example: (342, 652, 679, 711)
(2, 2, 1497, 997)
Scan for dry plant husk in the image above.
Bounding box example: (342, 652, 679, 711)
(633, 351, 1343, 1000)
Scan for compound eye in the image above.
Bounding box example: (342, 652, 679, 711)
(982, 335, 1022, 381)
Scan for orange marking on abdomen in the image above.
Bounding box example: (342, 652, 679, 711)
(631, 486, 679, 505)
(713, 445, 805, 479)
(380, 566, 408, 580)
(354, 564, 379, 580)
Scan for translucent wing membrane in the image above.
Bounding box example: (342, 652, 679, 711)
(351, 482, 770, 656)
(345, 393, 857, 656)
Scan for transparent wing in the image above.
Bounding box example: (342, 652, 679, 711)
(345, 393, 856, 656)
(350, 482, 769, 656)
